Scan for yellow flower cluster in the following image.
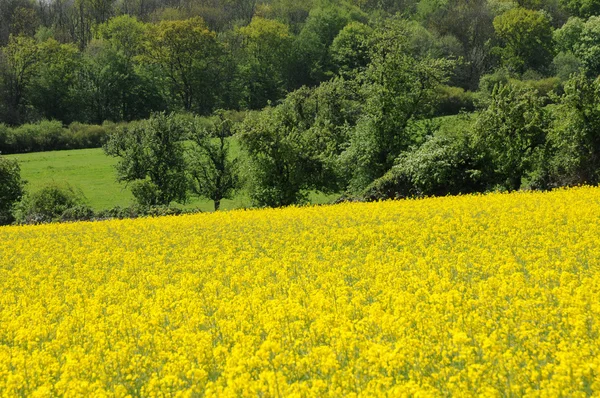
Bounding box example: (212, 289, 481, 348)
(1, 187, 600, 396)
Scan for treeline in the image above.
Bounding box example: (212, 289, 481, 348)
(1, 0, 600, 126)
(4, 17, 600, 226)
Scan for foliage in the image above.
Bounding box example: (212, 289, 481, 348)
(187, 112, 239, 211)
(143, 17, 222, 114)
(330, 21, 373, 76)
(435, 85, 476, 116)
(15, 183, 85, 224)
(104, 112, 188, 206)
(548, 73, 600, 186)
(0, 154, 24, 224)
(237, 17, 293, 109)
(343, 17, 455, 192)
(0, 120, 113, 154)
(362, 125, 486, 200)
(473, 83, 548, 191)
(239, 78, 362, 207)
(493, 8, 554, 75)
(0, 35, 39, 125)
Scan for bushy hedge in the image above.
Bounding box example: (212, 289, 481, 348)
(13, 183, 201, 225)
(0, 120, 119, 154)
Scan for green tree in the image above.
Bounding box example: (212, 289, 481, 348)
(473, 83, 548, 191)
(559, 0, 600, 19)
(330, 21, 373, 76)
(419, 0, 495, 89)
(29, 39, 81, 124)
(104, 112, 188, 206)
(363, 128, 486, 201)
(143, 17, 222, 114)
(576, 16, 600, 76)
(343, 17, 454, 191)
(290, 1, 365, 87)
(91, 15, 160, 122)
(187, 112, 239, 211)
(0, 154, 25, 225)
(493, 8, 555, 74)
(0, 35, 39, 125)
(15, 183, 86, 224)
(240, 78, 362, 207)
(549, 73, 600, 186)
(237, 17, 293, 109)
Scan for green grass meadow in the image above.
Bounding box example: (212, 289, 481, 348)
(6, 148, 338, 212)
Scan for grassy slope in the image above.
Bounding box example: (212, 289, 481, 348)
(6, 147, 338, 211)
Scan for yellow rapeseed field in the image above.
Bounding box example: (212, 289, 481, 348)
(1, 187, 600, 397)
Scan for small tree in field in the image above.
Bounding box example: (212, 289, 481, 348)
(104, 112, 188, 206)
(0, 154, 25, 225)
(187, 112, 239, 211)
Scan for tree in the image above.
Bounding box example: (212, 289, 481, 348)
(187, 112, 239, 211)
(239, 78, 362, 207)
(237, 17, 293, 109)
(143, 17, 222, 114)
(0, 35, 39, 125)
(473, 83, 548, 191)
(104, 112, 188, 206)
(29, 38, 81, 124)
(420, 0, 495, 90)
(548, 73, 600, 186)
(576, 16, 600, 77)
(493, 8, 555, 75)
(0, 154, 25, 225)
(330, 21, 373, 76)
(363, 128, 487, 201)
(554, 16, 600, 78)
(290, 1, 366, 87)
(559, 0, 600, 19)
(343, 17, 454, 191)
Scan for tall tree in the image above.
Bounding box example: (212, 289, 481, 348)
(473, 83, 548, 191)
(493, 8, 555, 74)
(29, 38, 81, 124)
(187, 112, 239, 211)
(343, 17, 454, 191)
(143, 17, 222, 114)
(104, 112, 188, 206)
(0, 35, 39, 125)
(237, 17, 293, 109)
(549, 73, 600, 186)
(0, 154, 25, 225)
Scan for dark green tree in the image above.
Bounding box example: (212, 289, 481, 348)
(473, 83, 548, 191)
(143, 17, 222, 114)
(104, 112, 188, 206)
(187, 112, 239, 211)
(237, 17, 293, 109)
(29, 38, 81, 124)
(0, 154, 25, 225)
(493, 8, 555, 74)
(0, 35, 39, 125)
(343, 17, 454, 191)
(548, 73, 600, 186)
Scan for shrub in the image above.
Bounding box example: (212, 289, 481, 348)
(363, 130, 486, 201)
(63, 123, 109, 149)
(60, 205, 95, 222)
(16, 184, 86, 224)
(435, 86, 476, 116)
(0, 156, 25, 225)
